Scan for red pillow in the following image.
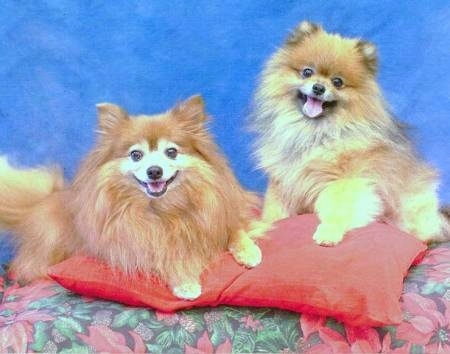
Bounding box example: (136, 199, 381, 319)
(48, 214, 426, 327)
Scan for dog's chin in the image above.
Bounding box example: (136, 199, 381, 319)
(297, 91, 337, 119)
(134, 171, 179, 199)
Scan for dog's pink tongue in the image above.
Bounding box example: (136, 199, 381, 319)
(303, 96, 324, 118)
(148, 181, 166, 193)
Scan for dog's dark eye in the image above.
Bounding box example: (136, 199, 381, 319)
(301, 67, 314, 78)
(165, 147, 178, 159)
(130, 150, 143, 162)
(332, 77, 344, 88)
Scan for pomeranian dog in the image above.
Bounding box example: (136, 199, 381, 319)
(251, 21, 449, 246)
(0, 95, 263, 300)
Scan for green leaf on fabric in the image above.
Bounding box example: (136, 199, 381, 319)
(30, 321, 49, 352)
(155, 330, 174, 348)
(232, 331, 256, 353)
(325, 318, 346, 337)
(54, 317, 84, 340)
(112, 310, 139, 328)
(173, 327, 195, 347)
(411, 344, 425, 354)
(60, 343, 91, 354)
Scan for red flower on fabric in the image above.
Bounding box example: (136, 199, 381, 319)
(420, 247, 450, 266)
(77, 325, 136, 352)
(2, 280, 57, 312)
(0, 310, 53, 352)
(299, 313, 327, 340)
(345, 326, 382, 353)
(240, 315, 263, 331)
(185, 331, 231, 354)
(425, 304, 450, 353)
(396, 293, 447, 345)
(425, 263, 450, 284)
(300, 314, 382, 353)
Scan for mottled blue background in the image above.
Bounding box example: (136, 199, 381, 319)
(1, 1, 449, 262)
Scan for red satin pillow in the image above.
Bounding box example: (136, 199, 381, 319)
(48, 214, 426, 327)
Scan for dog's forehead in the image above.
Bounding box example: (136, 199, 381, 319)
(127, 114, 179, 150)
(128, 139, 178, 153)
(287, 34, 367, 81)
(128, 140, 149, 153)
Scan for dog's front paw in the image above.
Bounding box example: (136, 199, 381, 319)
(230, 238, 262, 268)
(172, 281, 202, 300)
(247, 220, 273, 239)
(312, 224, 345, 246)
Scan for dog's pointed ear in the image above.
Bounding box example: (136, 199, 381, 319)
(96, 103, 129, 134)
(286, 21, 321, 45)
(356, 40, 378, 75)
(172, 95, 207, 125)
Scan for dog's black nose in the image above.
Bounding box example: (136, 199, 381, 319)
(312, 83, 326, 96)
(147, 166, 163, 180)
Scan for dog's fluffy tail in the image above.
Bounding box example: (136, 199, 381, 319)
(0, 157, 64, 230)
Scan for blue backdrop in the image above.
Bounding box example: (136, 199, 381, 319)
(1, 1, 449, 262)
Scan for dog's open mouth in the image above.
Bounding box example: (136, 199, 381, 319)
(298, 91, 337, 118)
(134, 171, 179, 198)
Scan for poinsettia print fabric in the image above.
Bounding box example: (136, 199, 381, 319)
(1, 242, 449, 353)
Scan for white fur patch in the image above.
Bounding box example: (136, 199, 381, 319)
(399, 189, 443, 241)
(299, 81, 336, 103)
(361, 43, 376, 59)
(313, 178, 382, 245)
(172, 281, 202, 300)
(228, 231, 262, 268)
(120, 140, 179, 181)
(119, 139, 192, 197)
(299, 21, 315, 34)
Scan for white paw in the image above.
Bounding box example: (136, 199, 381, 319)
(230, 241, 262, 268)
(312, 224, 345, 246)
(172, 281, 202, 300)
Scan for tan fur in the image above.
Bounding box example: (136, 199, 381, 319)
(261, 181, 289, 224)
(0, 95, 262, 299)
(252, 21, 450, 245)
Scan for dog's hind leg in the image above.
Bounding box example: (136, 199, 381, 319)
(313, 178, 382, 246)
(398, 185, 447, 242)
(9, 192, 76, 282)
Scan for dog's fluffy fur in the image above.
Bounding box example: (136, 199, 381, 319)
(251, 21, 449, 245)
(0, 95, 263, 299)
